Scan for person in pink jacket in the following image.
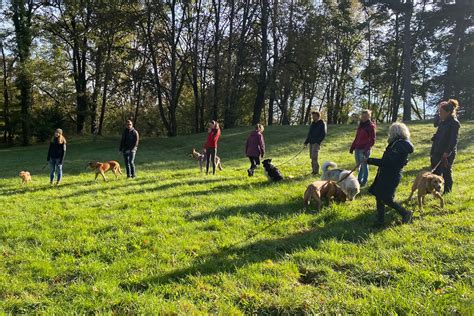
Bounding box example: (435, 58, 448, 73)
(350, 109, 376, 186)
(245, 124, 265, 177)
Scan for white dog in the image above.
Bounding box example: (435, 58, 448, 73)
(321, 161, 360, 201)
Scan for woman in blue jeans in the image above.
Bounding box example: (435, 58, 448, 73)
(47, 128, 67, 186)
(350, 110, 376, 186)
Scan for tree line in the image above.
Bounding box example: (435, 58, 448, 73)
(0, 0, 472, 145)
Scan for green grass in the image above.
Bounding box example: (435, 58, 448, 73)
(0, 122, 473, 314)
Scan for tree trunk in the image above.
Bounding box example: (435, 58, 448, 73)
(211, 0, 221, 121)
(267, 0, 279, 126)
(1, 42, 12, 144)
(252, 0, 269, 125)
(402, 1, 413, 122)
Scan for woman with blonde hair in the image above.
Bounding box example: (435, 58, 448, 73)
(245, 123, 265, 176)
(47, 128, 67, 186)
(367, 123, 414, 225)
(431, 99, 460, 193)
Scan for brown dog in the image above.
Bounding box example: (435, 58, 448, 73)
(87, 161, 123, 181)
(304, 180, 347, 210)
(407, 171, 444, 212)
(19, 171, 32, 185)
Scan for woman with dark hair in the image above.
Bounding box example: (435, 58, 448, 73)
(431, 99, 461, 194)
(47, 128, 67, 186)
(367, 123, 414, 225)
(204, 120, 221, 175)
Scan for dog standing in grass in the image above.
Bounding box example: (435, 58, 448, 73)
(190, 148, 223, 173)
(87, 161, 123, 181)
(304, 180, 346, 211)
(19, 171, 32, 185)
(407, 171, 444, 212)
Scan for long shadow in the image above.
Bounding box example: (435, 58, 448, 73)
(119, 210, 386, 291)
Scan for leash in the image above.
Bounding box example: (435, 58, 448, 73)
(430, 152, 452, 173)
(275, 147, 306, 167)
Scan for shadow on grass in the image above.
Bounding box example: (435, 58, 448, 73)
(119, 209, 387, 292)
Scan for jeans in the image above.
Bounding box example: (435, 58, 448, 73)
(123, 150, 136, 178)
(49, 158, 63, 183)
(431, 152, 456, 193)
(206, 147, 217, 175)
(248, 156, 261, 170)
(309, 143, 320, 174)
(355, 149, 370, 185)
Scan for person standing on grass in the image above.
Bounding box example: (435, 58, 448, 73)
(431, 99, 460, 194)
(204, 120, 221, 175)
(350, 109, 376, 186)
(245, 124, 265, 177)
(47, 128, 66, 186)
(304, 111, 326, 175)
(367, 122, 414, 226)
(119, 120, 139, 179)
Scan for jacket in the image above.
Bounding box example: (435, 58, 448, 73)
(350, 120, 376, 152)
(204, 128, 221, 149)
(304, 120, 326, 145)
(120, 128, 139, 152)
(245, 130, 265, 157)
(367, 138, 414, 201)
(430, 115, 460, 155)
(47, 139, 66, 164)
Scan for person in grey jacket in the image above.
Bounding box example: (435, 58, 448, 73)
(119, 120, 139, 178)
(304, 111, 326, 175)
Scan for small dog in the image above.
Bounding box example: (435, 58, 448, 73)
(262, 159, 284, 182)
(407, 171, 444, 211)
(189, 148, 223, 173)
(321, 161, 360, 200)
(304, 180, 347, 210)
(19, 171, 32, 185)
(87, 161, 123, 181)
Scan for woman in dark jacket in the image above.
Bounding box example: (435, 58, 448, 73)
(245, 124, 265, 176)
(367, 123, 414, 225)
(47, 128, 67, 186)
(431, 99, 460, 194)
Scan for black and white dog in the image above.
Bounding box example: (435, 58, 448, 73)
(262, 159, 284, 182)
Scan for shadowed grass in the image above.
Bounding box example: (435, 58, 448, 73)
(0, 122, 473, 314)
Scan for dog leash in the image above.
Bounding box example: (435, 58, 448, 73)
(430, 152, 452, 173)
(275, 147, 306, 168)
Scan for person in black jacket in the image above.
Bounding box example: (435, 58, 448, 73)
(304, 111, 327, 175)
(47, 128, 67, 186)
(431, 99, 460, 194)
(367, 123, 414, 225)
(119, 120, 140, 178)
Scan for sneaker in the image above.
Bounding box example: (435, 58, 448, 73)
(402, 211, 413, 224)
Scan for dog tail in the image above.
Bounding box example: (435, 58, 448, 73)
(321, 161, 337, 179)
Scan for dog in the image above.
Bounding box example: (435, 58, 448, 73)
(262, 159, 284, 182)
(189, 148, 223, 173)
(321, 161, 360, 200)
(19, 171, 32, 185)
(304, 180, 347, 210)
(87, 161, 123, 181)
(407, 171, 444, 212)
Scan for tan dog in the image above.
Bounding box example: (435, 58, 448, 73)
(304, 180, 347, 211)
(407, 171, 444, 211)
(19, 171, 32, 185)
(189, 148, 223, 173)
(87, 161, 123, 181)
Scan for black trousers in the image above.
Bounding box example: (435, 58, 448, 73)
(431, 152, 456, 193)
(248, 156, 260, 170)
(206, 147, 217, 175)
(376, 197, 409, 223)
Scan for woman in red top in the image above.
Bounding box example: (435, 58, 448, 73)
(350, 110, 376, 186)
(204, 120, 221, 175)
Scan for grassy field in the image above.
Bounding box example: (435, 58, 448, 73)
(0, 122, 473, 314)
